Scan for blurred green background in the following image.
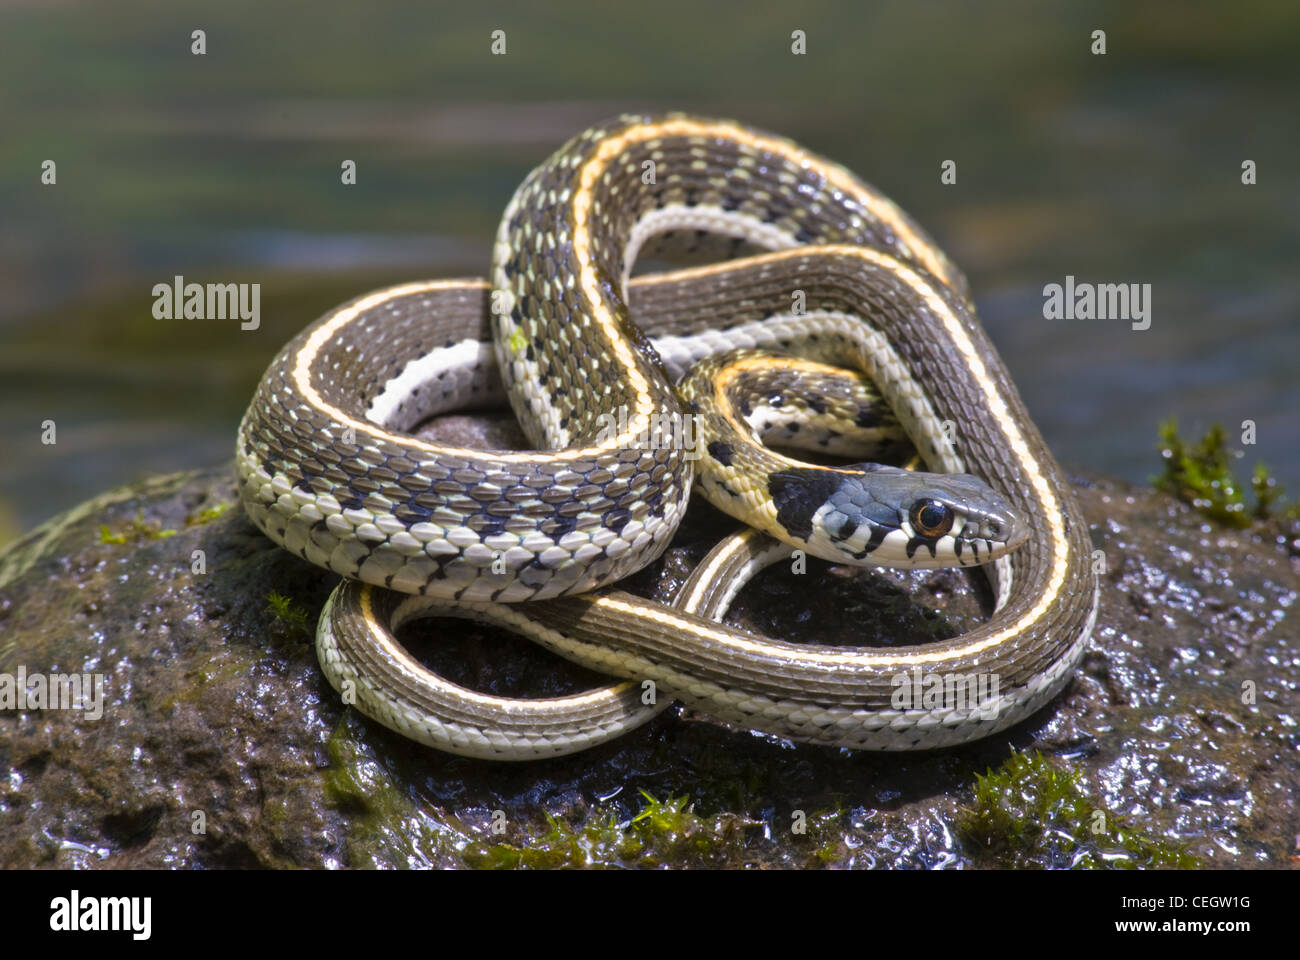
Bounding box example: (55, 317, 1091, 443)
(2, 0, 1297, 542)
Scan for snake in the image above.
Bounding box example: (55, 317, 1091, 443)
(237, 113, 1098, 760)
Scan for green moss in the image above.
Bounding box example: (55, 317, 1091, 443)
(265, 590, 311, 638)
(464, 811, 623, 870)
(957, 749, 1198, 869)
(1154, 419, 1297, 526)
(97, 510, 178, 544)
(463, 790, 759, 869)
(1249, 462, 1287, 521)
(321, 718, 458, 868)
(322, 720, 388, 818)
(186, 502, 231, 526)
(96, 501, 230, 545)
(792, 804, 848, 865)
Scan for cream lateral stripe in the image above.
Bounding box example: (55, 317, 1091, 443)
(715, 353, 864, 383)
(676, 531, 788, 616)
(359, 585, 636, 709)
(677, 535, 748, 611)
(291, 280, 638, 464)
(573, 133, 653, 422)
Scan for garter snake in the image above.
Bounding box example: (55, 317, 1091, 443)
(238, 114, 1098, 759)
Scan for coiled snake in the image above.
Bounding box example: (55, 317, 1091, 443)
(237, 114, 1098, 759)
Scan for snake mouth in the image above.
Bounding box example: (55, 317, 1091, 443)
(951, 506, 1026, 551)
(937, 506, 1028, 567)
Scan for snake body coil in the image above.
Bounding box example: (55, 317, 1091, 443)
(237, 114, 1098, 759)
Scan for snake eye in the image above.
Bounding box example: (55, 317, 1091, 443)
(909, 499, 954, 538)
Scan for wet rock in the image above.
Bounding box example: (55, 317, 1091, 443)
(0, 445, 1296, 868)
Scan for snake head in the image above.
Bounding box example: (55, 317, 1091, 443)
(769, 464, 1028, 569)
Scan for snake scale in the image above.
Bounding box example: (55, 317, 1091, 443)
(237, 114, 1098, 759)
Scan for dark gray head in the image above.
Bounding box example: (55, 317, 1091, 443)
(768, 463, 1027, 568)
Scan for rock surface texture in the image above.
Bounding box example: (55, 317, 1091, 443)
(1, 434, 1296, 868)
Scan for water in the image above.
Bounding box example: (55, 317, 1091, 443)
(2, 0, 1297, 538)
